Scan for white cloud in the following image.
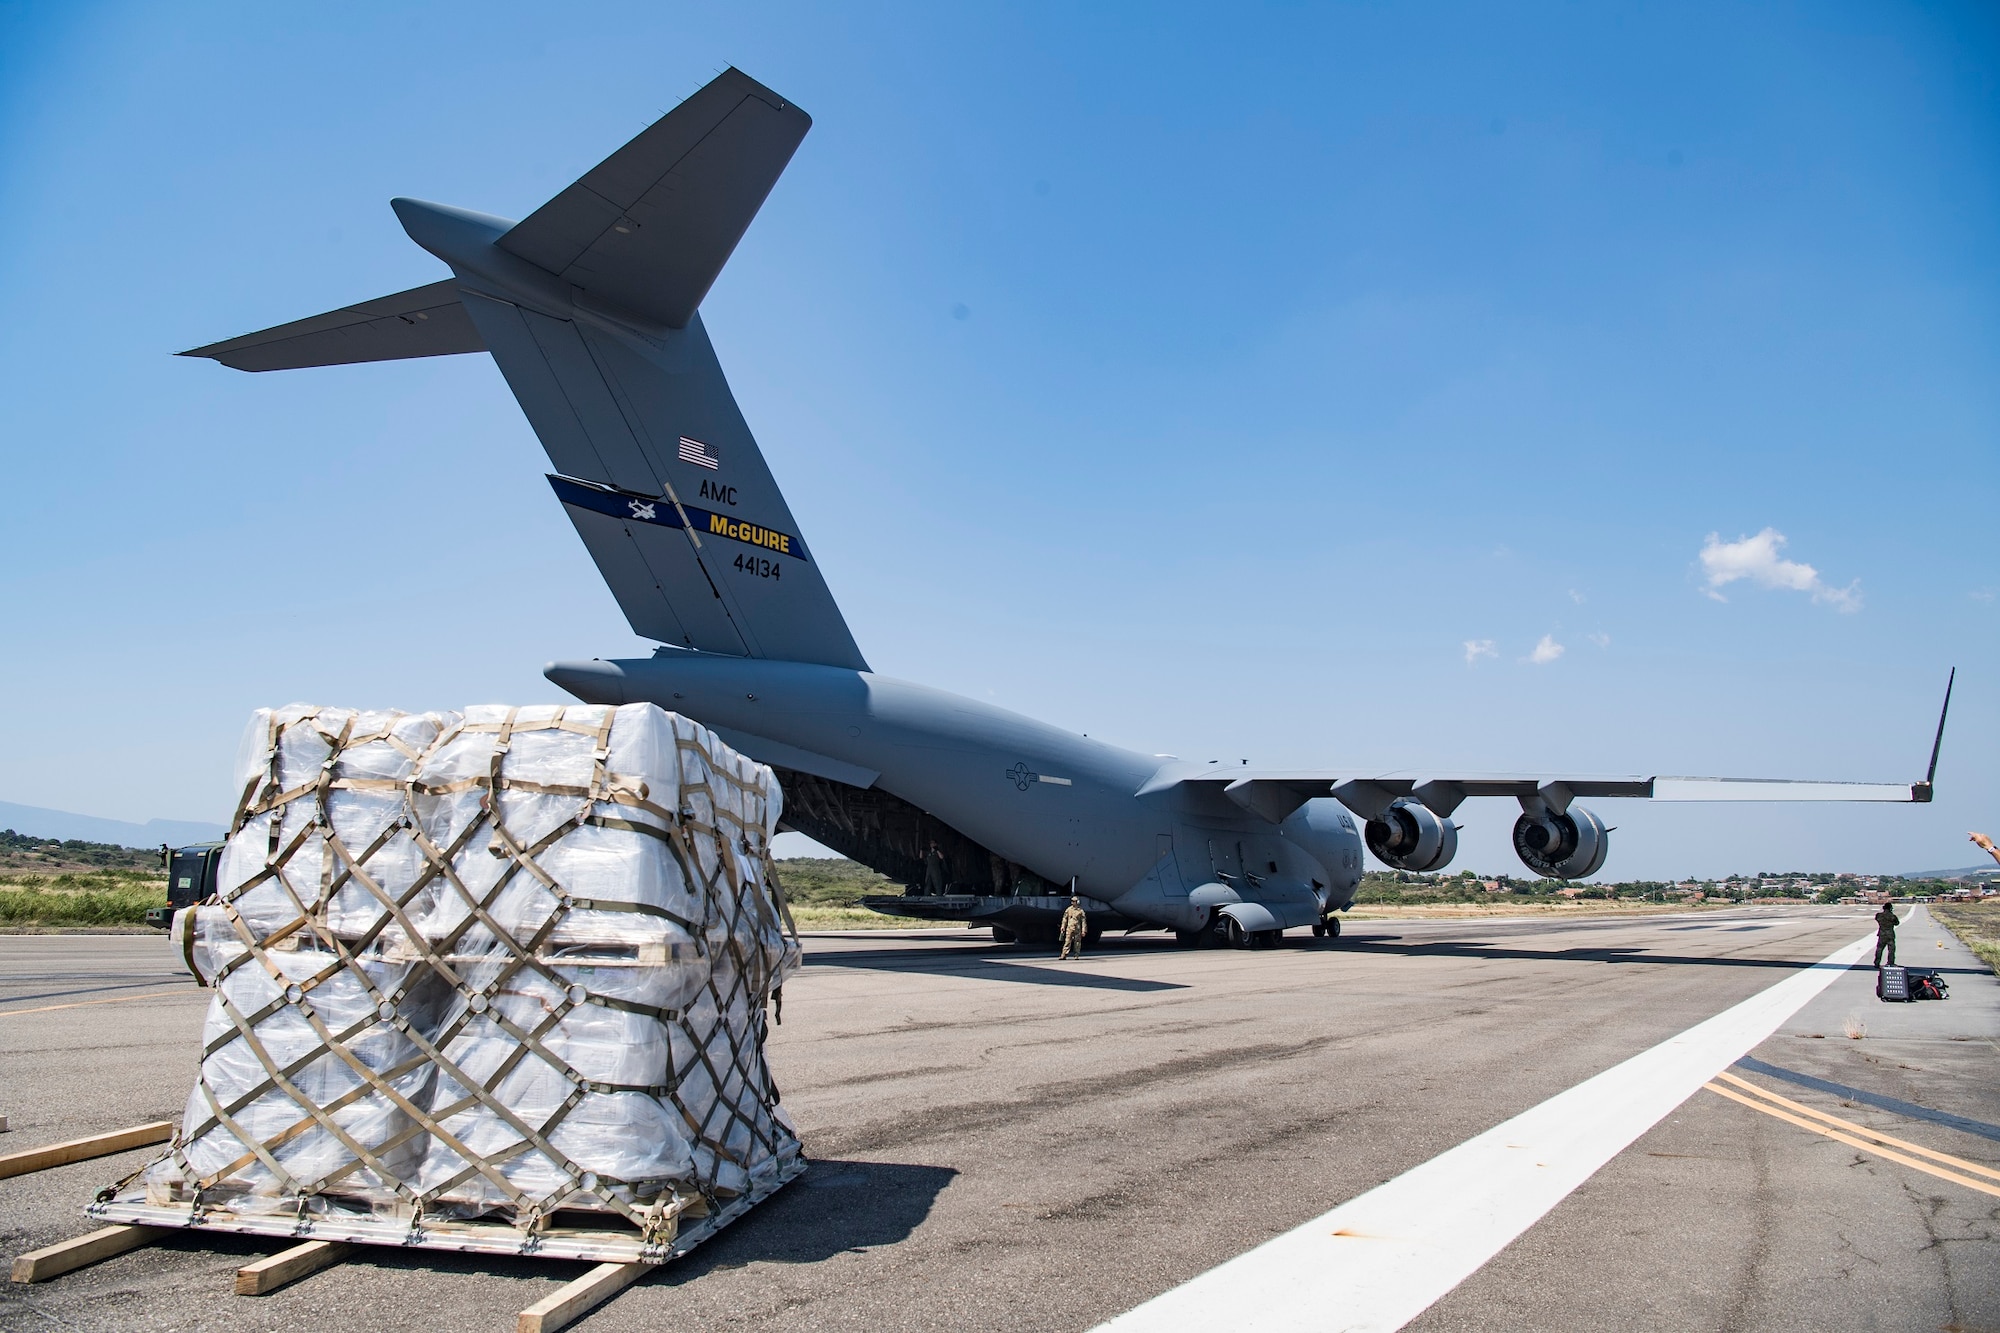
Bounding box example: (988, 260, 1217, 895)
(1973, 589, 1996, 604)
(1463, 639, 1497, 665)
(1568, 589, 1586, 604)
(1527, 634, 1564, 665)
(1698, 528, 1860, 612)
(1586, 631, 1610, 648)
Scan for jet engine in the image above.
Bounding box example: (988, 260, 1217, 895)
(1365, 798, 1458, 873)
(1512, 805, 1610, 879)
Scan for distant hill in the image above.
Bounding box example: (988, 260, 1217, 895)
(772, 857, 896, 907)
(1900, 865, 2000, 881)
(0, 800, 226, 849)
(1, 828, 167, 872)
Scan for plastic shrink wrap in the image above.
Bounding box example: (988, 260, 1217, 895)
(134, 702, 801, 1236)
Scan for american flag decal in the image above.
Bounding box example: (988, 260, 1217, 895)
(678, 436, 720, 470)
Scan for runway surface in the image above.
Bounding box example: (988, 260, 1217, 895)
(3, 906, 1995, 1331)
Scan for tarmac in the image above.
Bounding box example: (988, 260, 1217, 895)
(2, 905, 1995, 1331)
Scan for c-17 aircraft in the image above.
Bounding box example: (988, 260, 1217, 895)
(184, 69, 1950, 949)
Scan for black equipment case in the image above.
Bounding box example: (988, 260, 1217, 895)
(1876, 965, 1912, 1002)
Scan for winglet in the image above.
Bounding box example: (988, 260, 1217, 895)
(1914, 667, 1955, 803)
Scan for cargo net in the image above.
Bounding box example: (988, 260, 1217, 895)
(115, 703, 802, 1242)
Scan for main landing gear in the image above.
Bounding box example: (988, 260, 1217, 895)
(1310, 916, 1343, 940)
(1172, 909, 1286, 950)
(1214, 915, 1282, 950)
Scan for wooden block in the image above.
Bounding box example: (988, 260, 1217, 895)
(0, 1121, 174, 1180)
(235, 1240, 353, 1296)
(0, 1114, 10, 1133)
(516, 1261, 648, 1333)
(11, 1225, 165, 1283)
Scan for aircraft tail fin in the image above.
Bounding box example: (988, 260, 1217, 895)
(441, 72, 865, 671)
(457, 294, 869, 671)
(179, 69, 865, 673)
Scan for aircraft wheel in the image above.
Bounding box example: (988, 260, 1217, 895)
(1084, 926, 1104, 947)
(991, 926, 1017, 944)
(1325, 916, 1342, 939)
(1311, 922, 1327, 938)
(1218, 915, 1248, 949)
(1252, 929, 1282, 949)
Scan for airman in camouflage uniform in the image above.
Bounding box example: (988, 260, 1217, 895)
(1058, 896, 1088, 960)
(1873, 902, 1900, 968)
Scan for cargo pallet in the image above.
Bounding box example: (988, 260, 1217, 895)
(12, 1157, 804, 1332)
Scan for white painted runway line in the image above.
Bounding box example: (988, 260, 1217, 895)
(1095, 931, 1874, 1333)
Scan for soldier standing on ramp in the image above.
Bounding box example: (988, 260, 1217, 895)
(1873, 900, 1902, 968)
(1058, 891, 1088, 960)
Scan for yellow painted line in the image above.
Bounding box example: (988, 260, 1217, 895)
(1704, 1082, 2000, 1199)
(1715, 1071, 2000, 1182)
(0, 989, 192, 1018)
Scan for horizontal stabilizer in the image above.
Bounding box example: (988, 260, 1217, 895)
(496, 68, 810, 329)
(180, 280, 483, 371)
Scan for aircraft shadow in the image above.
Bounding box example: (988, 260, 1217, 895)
(802, 947, 1187, 992)
(1331, 936, 1892, 972)
(1732, 1057, 2000, 1142)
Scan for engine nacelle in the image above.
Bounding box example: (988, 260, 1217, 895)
(1512, 805, 1610, 879)
(1365, 798, 1458, 873)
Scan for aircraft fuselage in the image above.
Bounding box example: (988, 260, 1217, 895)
(547, 655, 1364, 934)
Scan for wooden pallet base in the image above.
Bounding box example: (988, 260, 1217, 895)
(517, 1261, 650, 1333)
(88, 1158, 804, 1266)
(13, 1158, 803, 1330)
(87, 1155, 800, 1264)
(11, 1225, 166, 1283)
(235, 1239, 353, 1295)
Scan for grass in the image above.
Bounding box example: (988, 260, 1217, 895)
(789, 905, 942, 931)
(0, 857, 911, 932)
(772, 859, 928, 931)
(0, 869, 167, 927)
(771, 857, 897, 906)
(765, 861, 1809, 930)
(1344, 899, 1745, 920)
(1930, 902, 2000, 977)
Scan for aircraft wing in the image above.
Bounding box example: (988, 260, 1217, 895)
(1161, 669, 1953, 824)
(1151, 770, 1928, 824)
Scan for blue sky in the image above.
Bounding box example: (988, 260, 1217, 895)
(1, 1, 1994, 878)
